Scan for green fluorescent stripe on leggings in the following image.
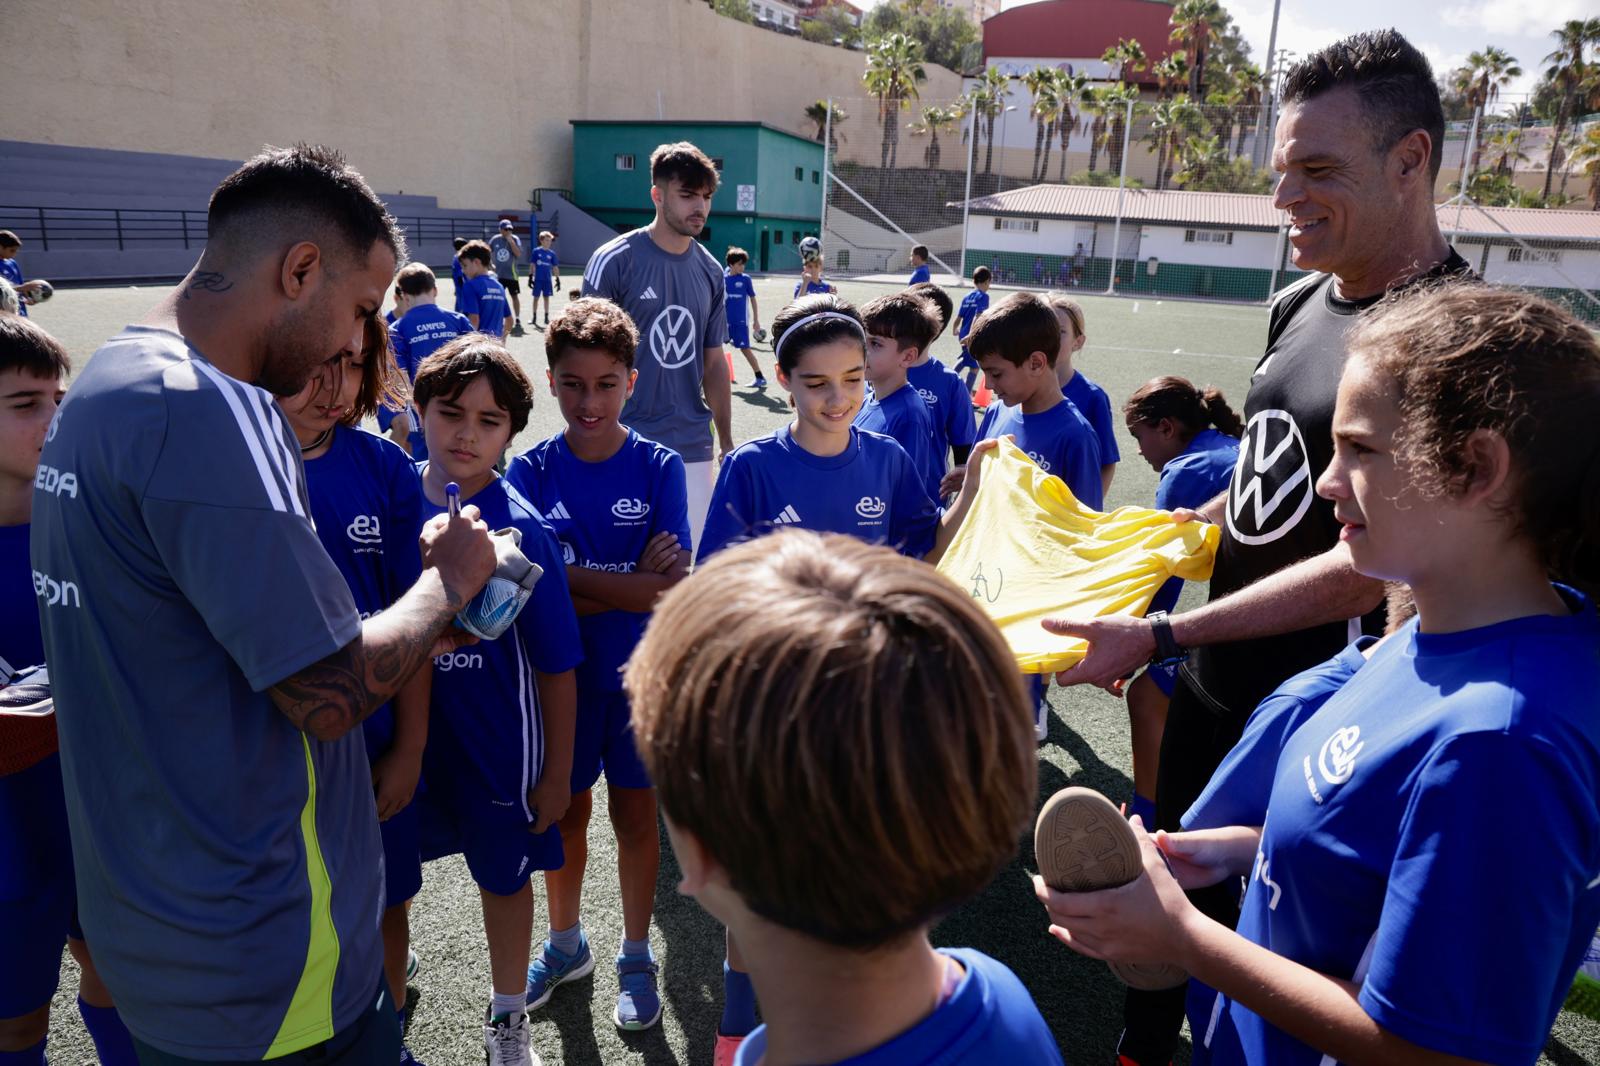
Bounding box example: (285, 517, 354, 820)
(265, 735, 341, 1058)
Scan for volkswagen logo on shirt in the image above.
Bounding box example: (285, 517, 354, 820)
(612, 497, 650, 522)
(855, 496, 887, 520)
(1227, 409, 1314, 547)
(649, 305, 698, 370)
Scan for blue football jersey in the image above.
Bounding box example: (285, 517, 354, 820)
(793, 279, 833, 298)
(978, 399, 1103, 509)
(0, 524, 42, 672)
(698, 427, 939, 563)
(908, 263, 931, 286)
(303, 426, 425, 756)
(1063, 371, 1121, 465)
(459, 275, 510, 335)
(724, 271, 756, 324)
(417, 474, 583, 816)
(2, 259, 27, 318)
(1147, 427, 1239, 616)
(451, 256, 466, 312)
(391, 304, 473, 381)
(1193, 593, 1600, 1065)
(906, 359, 976, 467)
(506, 431, 689, 694)
(532, 248, 559, 285)
(955, 290, 989, 341)
(854, 384, 942, 501)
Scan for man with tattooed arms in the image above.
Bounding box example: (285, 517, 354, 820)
(30, 145, 496, 1066)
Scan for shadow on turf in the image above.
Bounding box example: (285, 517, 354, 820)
(733, 388, 791, 415)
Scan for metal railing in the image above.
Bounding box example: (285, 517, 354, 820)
(0, 205, 527, 252)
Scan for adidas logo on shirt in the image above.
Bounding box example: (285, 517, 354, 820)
(547, 500, 572, 521)
(641, 286, 659, 300)
(773, 504, 801, 525)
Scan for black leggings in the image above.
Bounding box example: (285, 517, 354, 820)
(1117, 676, 1249, 1065)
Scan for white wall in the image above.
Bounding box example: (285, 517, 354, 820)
(1138, 225, 1280, 269)
(1475, 243, 1600, 290)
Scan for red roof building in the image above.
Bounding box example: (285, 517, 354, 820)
(981, 0, 1179, 86)
(794, 0, 865, 26)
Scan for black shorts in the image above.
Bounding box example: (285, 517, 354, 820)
(498, 275, 521, 295)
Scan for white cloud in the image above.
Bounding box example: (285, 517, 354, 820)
(1439, 0, 1590, 40)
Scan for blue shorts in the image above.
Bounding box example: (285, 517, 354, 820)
(1, 753, 76, 1016)
(418, 763, 564, 897)
(532, 276, 553, 298)
(955, 347, 977, 370)
(1146, 661, 1178, 697)
(727, 320, 751, 350)
(571, 689, 651, 794)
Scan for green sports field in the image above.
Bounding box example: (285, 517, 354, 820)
(34, 276, 1600, 1066)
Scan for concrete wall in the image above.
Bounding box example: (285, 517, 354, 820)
(4, 0, 962, 210)
(1137, 225, 1280, 270)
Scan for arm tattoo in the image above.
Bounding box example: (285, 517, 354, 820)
(270, 595, 443, 742)
(182, 271, 235, 300)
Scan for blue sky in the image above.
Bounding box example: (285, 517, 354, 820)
(858, 0, 1590, 99)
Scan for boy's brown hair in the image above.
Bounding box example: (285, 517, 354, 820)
(546, 297, 639, 370)
(966, 291, 1061, 368)
(0, 314, 71, 380)
(0, 230, 19, 251)
(1351, 282, 1600, 597)
(860, 291, 940, 354)
(906, 281, 952, 333)
(343, 314, 409, 424)
(412, 335, 534, 434)
(625, 530, 1036, 949)
(458, 240, 493, 268)
(972, 265, 992, 286)
(725, 247, 748, 267)
(538, 230, 554, 243)
(650, 142, 720, 194)
(395, 263, 438, 297)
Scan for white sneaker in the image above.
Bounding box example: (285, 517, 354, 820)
(406, 948, 420, 982)
(483, 1007, 540, 1066)
(1035, 698, 1049, 744)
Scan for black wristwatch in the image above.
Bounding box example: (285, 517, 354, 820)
(1148, 611, 1188, 667)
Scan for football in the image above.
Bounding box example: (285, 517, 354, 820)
(24, 280, 53, 304)
(799, 235, 822, 265)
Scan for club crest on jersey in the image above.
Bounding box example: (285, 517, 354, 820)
(346, 514, 382, 549)
(612, 497, 650, 521)
(649, 305, 697, 369)
(855, 495, 887, 520)
(1227, 409, 1314, 546)
(1027, 451, 1052, 473)
(917, 387, 939, 406)
(1303, 725, 1363, 804)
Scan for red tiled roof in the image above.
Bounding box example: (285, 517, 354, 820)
(953, 183, 1600, 241)
(982, 0, 1179, 80)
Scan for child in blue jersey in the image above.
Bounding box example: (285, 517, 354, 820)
(1046, 293, 1119, 498)
(626, 530, 1064, 1066)
(1039, 285, 1600, 1066)
(1113, 377, 1243, 829)
(412, 338, 582, 1066)
(458, 240, 511, 339)
(0, 317, 137, 1066)
(792, 258, 835, 300)
(951, 265, 992, 392)
(908, 243, 931, 285)
(530, 231, 561, 328)
(905, 282, 977, 472)
(856, 291, 942, 501)
(723, 247, 766, 387)
(699, 294, 972, 565)
(507, 299, 691, 1033)
(450, 237, 469, 312)
(279, 315, 433, 1059)
(385, 263, 473, 459)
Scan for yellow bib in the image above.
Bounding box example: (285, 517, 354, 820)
(936, 439, 1219, 673)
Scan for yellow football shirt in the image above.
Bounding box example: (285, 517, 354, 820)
(936, 438, 1219, 673)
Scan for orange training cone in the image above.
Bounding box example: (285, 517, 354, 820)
(973, 373, 994, 409)
(726, 349, 737, 383)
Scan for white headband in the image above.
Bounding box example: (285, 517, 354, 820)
(772, 311, 867, 365)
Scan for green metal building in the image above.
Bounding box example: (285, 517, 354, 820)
(570, 120, 824, 273)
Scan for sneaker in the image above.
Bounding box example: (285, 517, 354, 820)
(398, 1045, 427, 1066)
(524, 934, 596, 1010)
(483, 1008, 539, 1066)
(0, 665, 52, 717)
(614, 954, 663, 1031)
(406, 947, 420, 983)
(511, 321, 525, 336)
(751, 375, 768, 388)
(1034, 787, 1188, 991)
(1035, 697, 1049, 744)
(713, 1033, 745, 1066)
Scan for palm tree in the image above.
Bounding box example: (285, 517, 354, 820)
(1056, 70, 1089, 181)
(967, 66, 1011, 176)
(1144, 94, 1205, 189)
(1023, 66, 1058, 181)
(1541, 18, 1600, 202)
(1080, 87, 1109, 173)
(864, 33, 926, 171)
(1568, 125, 1600, 209)
(1458, 47, 1523, 176)
(1102, 83, 1140, 176)
(803, 100, 848, 148)
(1228, 61, 1263, 158)
(1153, 54, 1188, 100)
(1169, 0, 1223, 98)
(908, 105, 957, 169)
(1175, 133, 1229, 189)
(1483, 127, 1530, 177)
(1035, 75, 1065, 181)
(1102, 38, 1148, 87)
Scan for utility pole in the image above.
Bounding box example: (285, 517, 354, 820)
(1251, 0, 1282, 169)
